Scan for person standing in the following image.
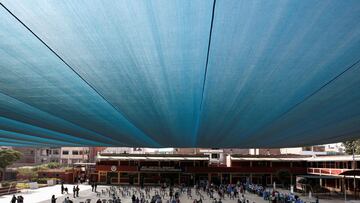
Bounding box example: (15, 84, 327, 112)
(61, 183, 64, 194)
(51, 195, 57, 203)
(132, 194, 136, 203)
(11, 195, 16, 203)
(73, 186, 76, 198)
(17, 195, 24, 203)
(76, 185, 80, 197)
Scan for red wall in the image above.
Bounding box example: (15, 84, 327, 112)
(38, 171, 74, 183)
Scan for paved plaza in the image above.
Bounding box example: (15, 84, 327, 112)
(1, 184, 360, 203)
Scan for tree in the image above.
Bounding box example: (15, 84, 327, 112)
(17, 167, 37, 180)
(0, 149, 22, 180)
(343, 139, 360, 155)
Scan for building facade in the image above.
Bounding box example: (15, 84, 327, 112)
(92, 153, 306, 186)
(90, 153, 360, 196)
(60, 147, 89, 165)
(36, 147, 61, 163)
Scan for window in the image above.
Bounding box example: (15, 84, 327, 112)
(62, 150, 69, 155)
(302, 146, 312, 151)
(52, 150, 59, 155)
(72, 150, 79, 155)
(211, 153, 219, 159)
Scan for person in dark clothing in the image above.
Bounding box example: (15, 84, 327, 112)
(11, 195, 16, 203)
(17, 196, 24, 203)
(91, 182, 94, 192)
(73, 186, 76, 198)
(132, 194, 136, 203)
(94, 183, 98, 192)
(61, 184, 64, 194)
(169, 189, 173, 200)
(97, 199, 102, 203)
(51, 195, 57, 203)
(76, 185, 80, 197)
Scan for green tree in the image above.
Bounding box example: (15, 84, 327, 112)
(343, 139, 360, 155)
(0, 149, 22, 180)
(17, 167, 38, 180)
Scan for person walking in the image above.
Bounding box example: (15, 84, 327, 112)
(51, 195, 57, 203)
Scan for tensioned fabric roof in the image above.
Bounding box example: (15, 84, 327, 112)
(0, 0, 359, 147)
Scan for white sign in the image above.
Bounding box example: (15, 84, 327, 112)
(47, 179, 56, 186)
(296, 177, 303, 190)
(29, 182, 38, 189)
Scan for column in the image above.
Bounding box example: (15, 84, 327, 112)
(118, 172, 120, 184)
(138, 173, 140, 185)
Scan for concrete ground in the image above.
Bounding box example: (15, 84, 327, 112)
(0, 185, 358, 203)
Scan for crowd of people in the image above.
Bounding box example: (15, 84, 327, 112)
(187, 181, 309, 203)
(7, 180, 318, 203)
(244, 183, 308, 203)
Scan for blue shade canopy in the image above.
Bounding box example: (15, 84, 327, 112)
(0, 0, 359, 147)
